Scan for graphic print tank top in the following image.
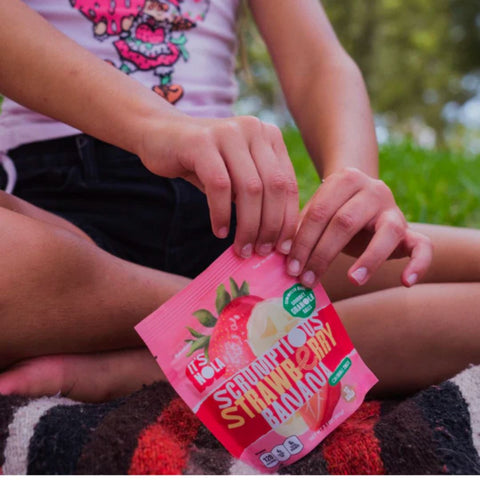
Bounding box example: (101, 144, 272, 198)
(0, 0, 241, 151)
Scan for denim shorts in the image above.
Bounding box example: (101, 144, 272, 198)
(7, 134, 236, 278)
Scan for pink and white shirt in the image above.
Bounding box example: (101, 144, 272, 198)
(0, 0, 241, 153)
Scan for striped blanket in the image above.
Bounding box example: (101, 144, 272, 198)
(0, 365, 479, 475)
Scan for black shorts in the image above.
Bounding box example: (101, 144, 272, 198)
(7, 134, 236, 278)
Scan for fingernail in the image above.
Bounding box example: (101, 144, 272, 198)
(351, 267, 368, 285)
(288, 259, 301, 276)
(258, 243, 273, 256)
(218, 227, 229, 239)
(279, 239, 292, 255)
(406, 273, 418, 286)
(240, 243, 253, 258)
(301, 270, 315, 287)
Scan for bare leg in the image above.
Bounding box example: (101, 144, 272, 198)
(322, 223, 480, 301)
(335, 282, 480, 396)
(0, 190, 94, 242)
(0, 348, 165, 402)
(6, 279, 478, 401)
(0, 192, 186, 400)
(322, 223, 480, 395)
(0, 198, 189, 369)
(1, 190, 479, 401)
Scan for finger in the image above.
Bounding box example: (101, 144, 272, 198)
(220, 140, 263, 258)
(299, 191, 379, 287)
(249, 127, 289, 256)
(347, 209, 407, 285)
(195, 153, 232, 240)
(400, 230, 433, 287)
(288, 168, 366, 277)
(267, 124, 299, 255)
(182, 172, 206, 193)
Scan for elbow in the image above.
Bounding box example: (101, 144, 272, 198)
(286, 52, 364, 110)
(314, 52, 364, 83)
(338, 55, 364, 83)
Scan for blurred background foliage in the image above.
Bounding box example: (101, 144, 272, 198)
(236, 0, 480, 228)
(236, 0, 480, 151)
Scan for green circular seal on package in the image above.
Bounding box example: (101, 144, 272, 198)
(283, 283, 316, 318)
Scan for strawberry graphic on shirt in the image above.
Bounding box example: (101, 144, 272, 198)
(70, 0, 210, 104)
(70, 0, 145, 36)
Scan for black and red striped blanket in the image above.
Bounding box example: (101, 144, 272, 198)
(0, 365, 479, 475)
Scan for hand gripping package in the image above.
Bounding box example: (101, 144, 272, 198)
(136, 248, 377, 472)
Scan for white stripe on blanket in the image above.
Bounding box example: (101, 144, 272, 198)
(229, 458, 264, 475)
(452, 364, 480, 457)
(2, 396, 78, 475)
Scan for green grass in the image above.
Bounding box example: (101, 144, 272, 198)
(283, 129, 480, 228)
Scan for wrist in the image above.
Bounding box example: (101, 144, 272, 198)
(127, 97, 188, 159)
(134, 104, 192, 174)
(319, 151, 379, 180)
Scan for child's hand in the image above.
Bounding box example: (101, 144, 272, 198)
(286, 167, 433, 288)
(139, 115, 299, 259)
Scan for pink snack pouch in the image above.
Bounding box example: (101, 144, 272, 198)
(136, 247, 377, 472)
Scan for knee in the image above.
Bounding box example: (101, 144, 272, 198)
(0, 191, 33, 214)
(0, 207, 98, 295)
(0, 190, 18, 209)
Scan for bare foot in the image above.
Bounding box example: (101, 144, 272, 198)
(0, 348, 165, 402)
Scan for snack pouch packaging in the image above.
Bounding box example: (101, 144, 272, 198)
(136, 247, 377, 472)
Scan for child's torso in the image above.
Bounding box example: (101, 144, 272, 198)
(0, 0, 241, 151)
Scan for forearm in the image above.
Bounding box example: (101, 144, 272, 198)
(0, 0, 183, 155)
(287, 57, 379, 179)
(249, 0, 378, 179)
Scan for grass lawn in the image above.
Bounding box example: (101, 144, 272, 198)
(283, 128, 480, 229)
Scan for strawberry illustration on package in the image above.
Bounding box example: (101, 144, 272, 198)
(136, 247, 377, 472)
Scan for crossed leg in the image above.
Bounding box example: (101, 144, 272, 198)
(0, 191, 479, 401)
(326, 222, 480, 395)
(0, 192, 189, 367)
(0, 192, 184, 400)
